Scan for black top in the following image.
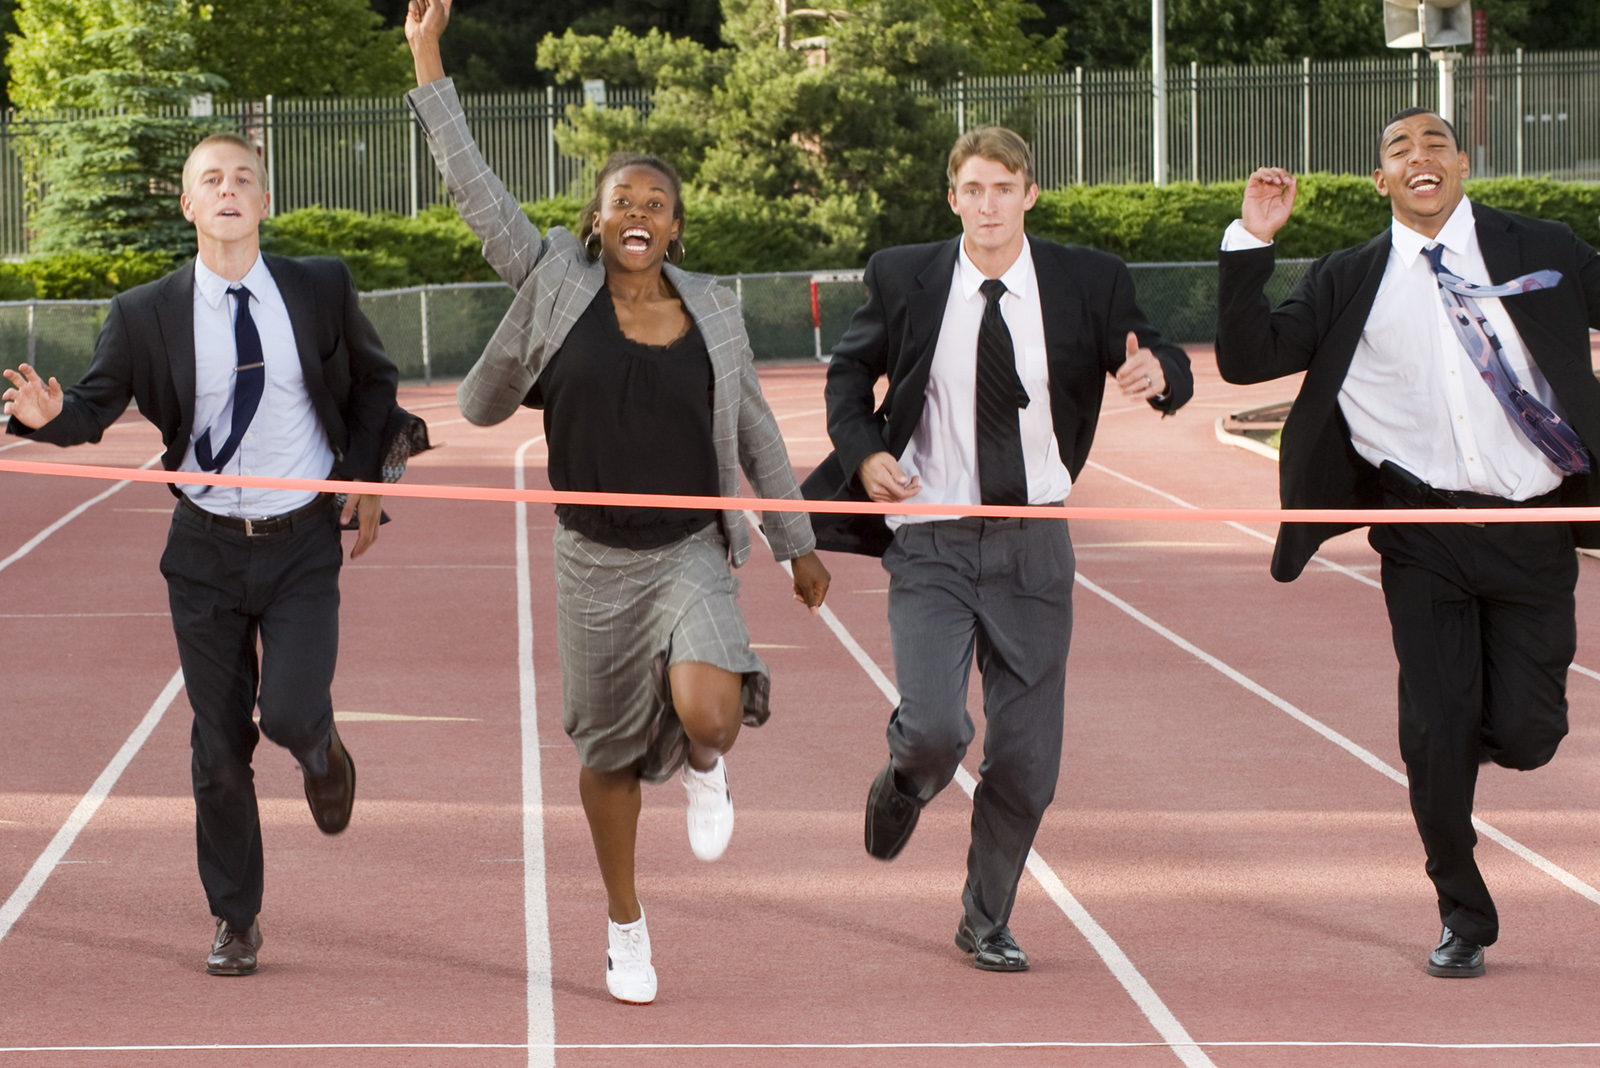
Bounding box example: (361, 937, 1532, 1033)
(535, 287, 720, 549)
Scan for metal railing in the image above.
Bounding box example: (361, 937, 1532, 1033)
(0, 259, 1315, 393)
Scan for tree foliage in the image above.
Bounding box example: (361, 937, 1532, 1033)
(28, 0, 219, 255)
(189, 0, 412, 99)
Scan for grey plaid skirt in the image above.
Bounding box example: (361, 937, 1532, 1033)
(552, 523, 771, 782)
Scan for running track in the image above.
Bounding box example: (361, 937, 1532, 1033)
(5, 351, 1600, 1067)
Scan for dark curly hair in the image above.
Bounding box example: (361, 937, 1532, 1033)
(578, 151, 686, 264)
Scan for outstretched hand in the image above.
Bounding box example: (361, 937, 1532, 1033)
(405, 0, 452, 84)
(1, 363, 64, 428)
(1241, 167, 1297, 243)
(1114, 332, 1166, 403)
(790, 551, 831, 615)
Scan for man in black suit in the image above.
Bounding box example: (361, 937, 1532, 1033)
(1216, 108, 1600, 978)
(3, 132, 416, 976)
(804, 127, 1192, 970)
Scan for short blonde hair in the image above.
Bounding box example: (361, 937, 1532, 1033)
(182, 133, 263, 193)
(947, 127, 1036, 188)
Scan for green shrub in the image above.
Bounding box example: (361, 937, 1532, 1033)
(0, 263, 36, 300)
(17, 250, 177, 299)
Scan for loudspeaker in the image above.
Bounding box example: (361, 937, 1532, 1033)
(1384, 0, 1474, 50)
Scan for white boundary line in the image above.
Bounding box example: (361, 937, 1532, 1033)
(749, 515, 1214, 1068)
(0, 452, 163, 576)
(0, 669, 184, 943)
(513, 436, 555, 1068)
(1074, 571, 1600, 909)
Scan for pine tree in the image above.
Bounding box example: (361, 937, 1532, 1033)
(29, 0, 221, 255)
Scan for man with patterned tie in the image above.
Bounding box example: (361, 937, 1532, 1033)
(803, 127, 1192, 970)
(1216, 108, 1600, 978)
(2, 133, 420, 977)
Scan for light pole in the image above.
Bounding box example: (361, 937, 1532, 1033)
(1152, 0, 1167, 186)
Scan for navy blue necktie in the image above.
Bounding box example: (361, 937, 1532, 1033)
(974, 278, 1030, 507)
(1421, 244, 1589, 475)
(194, 285, 265, 472)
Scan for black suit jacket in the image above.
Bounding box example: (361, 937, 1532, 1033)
(1215, 203, 1600, 582)
(7, 255, 403, 492)
(802, 234, 1194, 555)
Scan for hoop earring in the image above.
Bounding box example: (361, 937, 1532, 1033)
(667, 238, 685, 265)
(585, 231, 601, 258)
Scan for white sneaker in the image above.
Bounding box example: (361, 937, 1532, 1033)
(606, 910, 657, 1005)
(682, 755, 735, 861)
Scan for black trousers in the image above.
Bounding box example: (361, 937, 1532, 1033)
(160, 498, 343, 931)
(1368, 516, 1576, 947)
(882, 515, 1074, 939)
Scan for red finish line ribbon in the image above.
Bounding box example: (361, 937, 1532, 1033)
(3, 457, 1600, 525)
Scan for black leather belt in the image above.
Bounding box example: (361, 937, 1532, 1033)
(181, 492, 333, 536)
(1378, 460, 1558, 513)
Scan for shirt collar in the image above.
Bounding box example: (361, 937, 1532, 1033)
(193, 253, 268, 310)
(1391, 195, 1477, 268)
(957, 235, 1034, 303)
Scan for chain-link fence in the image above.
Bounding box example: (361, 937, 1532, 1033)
(0, 260, 1316, 390)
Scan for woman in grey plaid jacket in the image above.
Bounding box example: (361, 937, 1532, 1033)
(406, 0, 831, 1006)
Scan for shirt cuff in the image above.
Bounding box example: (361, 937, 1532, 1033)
(1221, 219, 1272, 252)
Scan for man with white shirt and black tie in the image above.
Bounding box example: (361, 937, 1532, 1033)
(804, 127, 1192, 970)
(3, 132, 420, 977)
(1216, 108, 1600, 978)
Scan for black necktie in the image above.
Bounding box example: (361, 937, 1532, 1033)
(974, 278, 1030, 506)
(194, 285, 265, 472)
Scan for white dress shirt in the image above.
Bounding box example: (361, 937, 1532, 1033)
(890, 238, 1074, 529)
(1222, 196, 1563, 500)
(176, 255, 334, 516)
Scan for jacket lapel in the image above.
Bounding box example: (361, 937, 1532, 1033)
(262, 254, 323, 388)
(154, 260, 198, 442)
(886, 239, 959, 446)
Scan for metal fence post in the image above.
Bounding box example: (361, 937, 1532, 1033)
(545, 86, 557, 200)
(419, 288, 432, 387)
(264, 95, 276, 212)
(1516, 48, 1525, 178)
(26, 301, 36, 366)
(956, 74, 966, 134)
(408, 112, 419, 218)
(1190, 60, 1200, 182)
(1302, 57, 1312, 174)
(1074, 67, 1084, 185)
(1151, 0, 1167, 186)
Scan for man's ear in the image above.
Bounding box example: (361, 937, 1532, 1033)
(1373, 169, 1390, 198)
(1023, 183, 1039, 210)
(180, 192, 196, 222)
(947, 188, 959, 214)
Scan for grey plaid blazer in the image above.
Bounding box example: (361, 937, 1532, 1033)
(407, 79, 815, 566)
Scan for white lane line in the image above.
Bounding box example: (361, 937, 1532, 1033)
(748, 515, 1214, 1068)
(0, 612, 168, 618)
(513, 435, 555, 1068)
(0, 669, 184, 944)
(775, 406, 826, 421)
(1075, 572, 1600, 909)
(0, 452, 163, 576)
(1084, 459, 1381, 590)
(0, 439, 34, 454)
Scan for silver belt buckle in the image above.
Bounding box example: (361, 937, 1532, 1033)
(243, 517, 259, 537)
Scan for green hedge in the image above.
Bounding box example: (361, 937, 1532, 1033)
(3, 176, 1596, 298)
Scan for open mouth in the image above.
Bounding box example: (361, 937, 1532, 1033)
(621, 226, 651, 253)
(218, 208, 242, 218)
(1407, 173, 1442, 192)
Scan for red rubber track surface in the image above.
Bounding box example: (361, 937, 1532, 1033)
(4, 352, 1600, 1067)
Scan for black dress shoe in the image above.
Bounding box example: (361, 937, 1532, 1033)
(1427, 926, 1485, 978)
(206, 919, 262, 976)
(302, 723, 356, 835)
(864, 761, 919, 860)
(955, 915, 1030, 972)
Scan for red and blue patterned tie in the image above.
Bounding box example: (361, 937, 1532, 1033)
(1422, 243, 1589, 475)
(194, 285, 265, 472)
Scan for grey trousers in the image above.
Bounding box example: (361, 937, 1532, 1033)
(882, 514, 1074, 939)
